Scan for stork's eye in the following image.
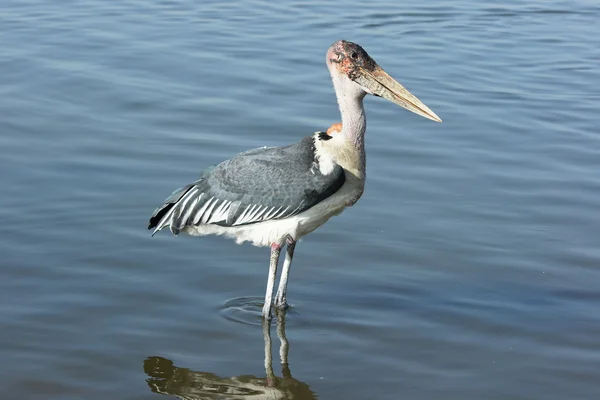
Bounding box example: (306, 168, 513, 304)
(351, 52, 358, 60)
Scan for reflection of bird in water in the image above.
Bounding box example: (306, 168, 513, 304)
(148, 40, 441, 319)
(143, 310, 315, 400)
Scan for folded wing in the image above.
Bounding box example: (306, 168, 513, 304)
(148, 135, 345, 235)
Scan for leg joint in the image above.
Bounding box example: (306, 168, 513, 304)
(271, 242, 282, 251)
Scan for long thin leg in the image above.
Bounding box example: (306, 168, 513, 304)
(262, 243, 281, 319)
(274, 238, 296, 309)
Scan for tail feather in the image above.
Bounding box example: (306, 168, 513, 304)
(148, 182, 198, 235)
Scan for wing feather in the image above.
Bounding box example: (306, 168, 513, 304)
(201, 198, 219, 224)
(148, 136, 345, 235)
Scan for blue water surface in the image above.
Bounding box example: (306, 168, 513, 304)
(1, 1, 599, 399)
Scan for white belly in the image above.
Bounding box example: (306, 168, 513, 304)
(183, 174, 364, 247)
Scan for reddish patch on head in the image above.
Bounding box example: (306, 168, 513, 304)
(327, 123, 342, 135)
(326, 40, 376, 76)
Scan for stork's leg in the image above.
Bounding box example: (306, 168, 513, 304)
(262, 243, 281, 319)
(274, 238, 296, 309)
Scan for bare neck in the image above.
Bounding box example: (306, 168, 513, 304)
(333, 78, 367, 180)
(336, 89, 367, 147)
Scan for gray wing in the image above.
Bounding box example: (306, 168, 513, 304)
(148, 135, 345, 235)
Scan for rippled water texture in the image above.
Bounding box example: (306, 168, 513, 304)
(1, 1, 600, 399)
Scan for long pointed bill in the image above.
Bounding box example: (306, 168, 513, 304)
(354, 64, 442, 123)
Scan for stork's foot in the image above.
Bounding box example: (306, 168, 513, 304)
(262, 302, 273, 320)
(274, 296, 289, 310)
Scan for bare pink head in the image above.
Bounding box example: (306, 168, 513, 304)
(325, 40, 442, 123)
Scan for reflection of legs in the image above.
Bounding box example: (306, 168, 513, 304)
(275, 308, 291, 378)
(264, 309, 292, 385)
(263, 243, 281, 319)
(275, 238, 296, 309)
(262, 317, 275, 385)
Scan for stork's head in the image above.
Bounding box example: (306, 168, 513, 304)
(326, 40, 441, 123)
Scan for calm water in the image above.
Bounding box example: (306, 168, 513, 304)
(2, 1, 600, 399)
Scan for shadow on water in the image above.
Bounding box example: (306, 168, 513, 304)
(143, 309, 316, 400)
